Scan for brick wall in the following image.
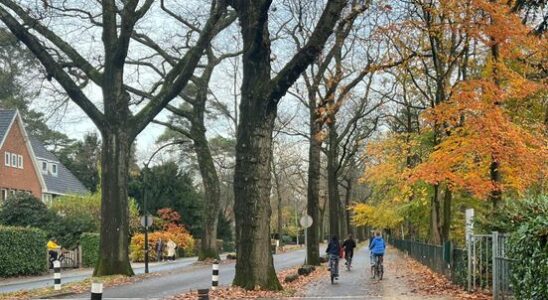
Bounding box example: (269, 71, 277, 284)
(0, 119, 42, 200)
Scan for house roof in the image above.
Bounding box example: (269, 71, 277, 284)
(0, 109, 17, 147)
(29, 133, 89, 196)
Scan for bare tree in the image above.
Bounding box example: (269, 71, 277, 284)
(0, 0, 230, 275)
(226, 0, 349, 290)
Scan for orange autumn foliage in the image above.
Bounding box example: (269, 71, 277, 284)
(363, 0, 547, 201)
(130, 225, 195, 262)
(409, 0, 548, 198)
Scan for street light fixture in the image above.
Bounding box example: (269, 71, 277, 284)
(142, 140, 190, 273)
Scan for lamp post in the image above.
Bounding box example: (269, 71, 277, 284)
(142, 140, 189, 273)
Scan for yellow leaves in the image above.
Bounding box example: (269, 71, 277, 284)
(351, 202, 403, 229)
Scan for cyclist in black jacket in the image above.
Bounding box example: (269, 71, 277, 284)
(342, 234, 357, 267)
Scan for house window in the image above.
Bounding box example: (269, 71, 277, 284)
(0, 189, 6, 202)
(42, 193, 53, 205)
(17, 155, 23, 169)
(51, 163, 58, 176)
(11, 153, 17, 167)
(41, 161, 48, 174)
(4, 152, 9, 167)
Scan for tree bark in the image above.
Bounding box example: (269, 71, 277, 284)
(327, 121, 341, 239)
(233, 108, 280, 290)
(430, 184, 442, 245)
(344, 178, 353, 236)
(319, 195, 327, 242)
(441, 186, 452, 243)
(232, 3, 280, 288)
(229, 0, 347, 290)
(194, 121, 221, 260)
(94, 127, 133, 276)
(306, 101, 321, 265)
(271, 158, 284, 246)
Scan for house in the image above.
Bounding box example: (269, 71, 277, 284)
(0, 109, 88, 203)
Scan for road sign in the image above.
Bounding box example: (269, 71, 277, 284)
(140, 214, 154, 228)
(300, 215, 313, 228)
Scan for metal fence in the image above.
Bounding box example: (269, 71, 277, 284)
(392, 232, 514, 300)
(492, 232, 514, 299)
(391, 239, 467, 288)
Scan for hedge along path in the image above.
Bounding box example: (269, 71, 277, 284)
(0, 226, 47, 278)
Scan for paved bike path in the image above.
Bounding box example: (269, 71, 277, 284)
(301, 247, 455, 299)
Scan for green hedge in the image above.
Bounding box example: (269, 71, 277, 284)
(80, 233, 99, 267)
(0, 226, 47, 277)
(507, 197, 548, 300)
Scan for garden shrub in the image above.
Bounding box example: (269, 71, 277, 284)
(80, 233, 100, 267)
(0, 192, 55, 230)
(507, 196, 548, 300)
(130, 225, 195, 262)
(0, 226, 47, 277)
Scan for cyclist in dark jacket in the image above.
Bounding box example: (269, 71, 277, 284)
(326, 235, 341, 278)
(342, 234, 357, 266)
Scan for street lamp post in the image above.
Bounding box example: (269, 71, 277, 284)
(142, 140, 189, 273)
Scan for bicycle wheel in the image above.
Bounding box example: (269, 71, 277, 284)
(331, 273, 335, 284)
(61, 257, 75, 268)
(379, 264, 384, 280)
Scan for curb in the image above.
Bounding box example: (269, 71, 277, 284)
(34, 291, 77, 299)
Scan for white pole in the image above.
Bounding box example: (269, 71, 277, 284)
(91, 282, 103, 300)
(211, 260, 219, 290)
(304, 218, 308, 264)
(53, 260, 61, 291)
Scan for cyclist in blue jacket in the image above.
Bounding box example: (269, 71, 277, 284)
(369, 231, 386, 267)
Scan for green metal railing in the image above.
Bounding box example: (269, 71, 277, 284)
(390, 239, 467, 288)
(391, 234, 514, 300)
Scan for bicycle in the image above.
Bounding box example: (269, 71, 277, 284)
(372, 254, 384, 280)
(328, 254, 339, 284)
(49, 250, 76, 269)
(344, 253, 352, 271)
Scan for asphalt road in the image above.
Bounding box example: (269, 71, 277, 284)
(51, 247, 308, 299)
(0, 256, 204, 294)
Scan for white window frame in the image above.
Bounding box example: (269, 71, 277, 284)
(4, 152, 10, 167)
(42, 193, 53, 205)
(17, 155, 23, 169)
(11, 153, 17, 167)
(41, 161, 48, 174)
(51, 163, 58, 176)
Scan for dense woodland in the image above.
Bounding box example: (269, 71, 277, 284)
(0, 0, 545, 292)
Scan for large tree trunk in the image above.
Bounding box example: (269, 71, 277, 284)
(327, 121, 341, 238)
(94, 128, 134, 276)
(233, 110, 280, 290)
(194, 123, 221, 260)
(192, 68, 222, 261)
(271, 158, 284, 246)
(430, 184, 442, 245)
(306, 99, 322, 265)
(232, 8, 280, 287)
(319, 200, 326, 243)
(230, 0, 347, 290)
(339, 198, 347, 238)
(441, 186, 452, 243)
(344, 179, 353, 236)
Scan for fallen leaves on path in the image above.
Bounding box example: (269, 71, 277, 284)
(0, 273, 160, 300)
(170, 266, 328, 299)
(399, 255, 491, 300)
